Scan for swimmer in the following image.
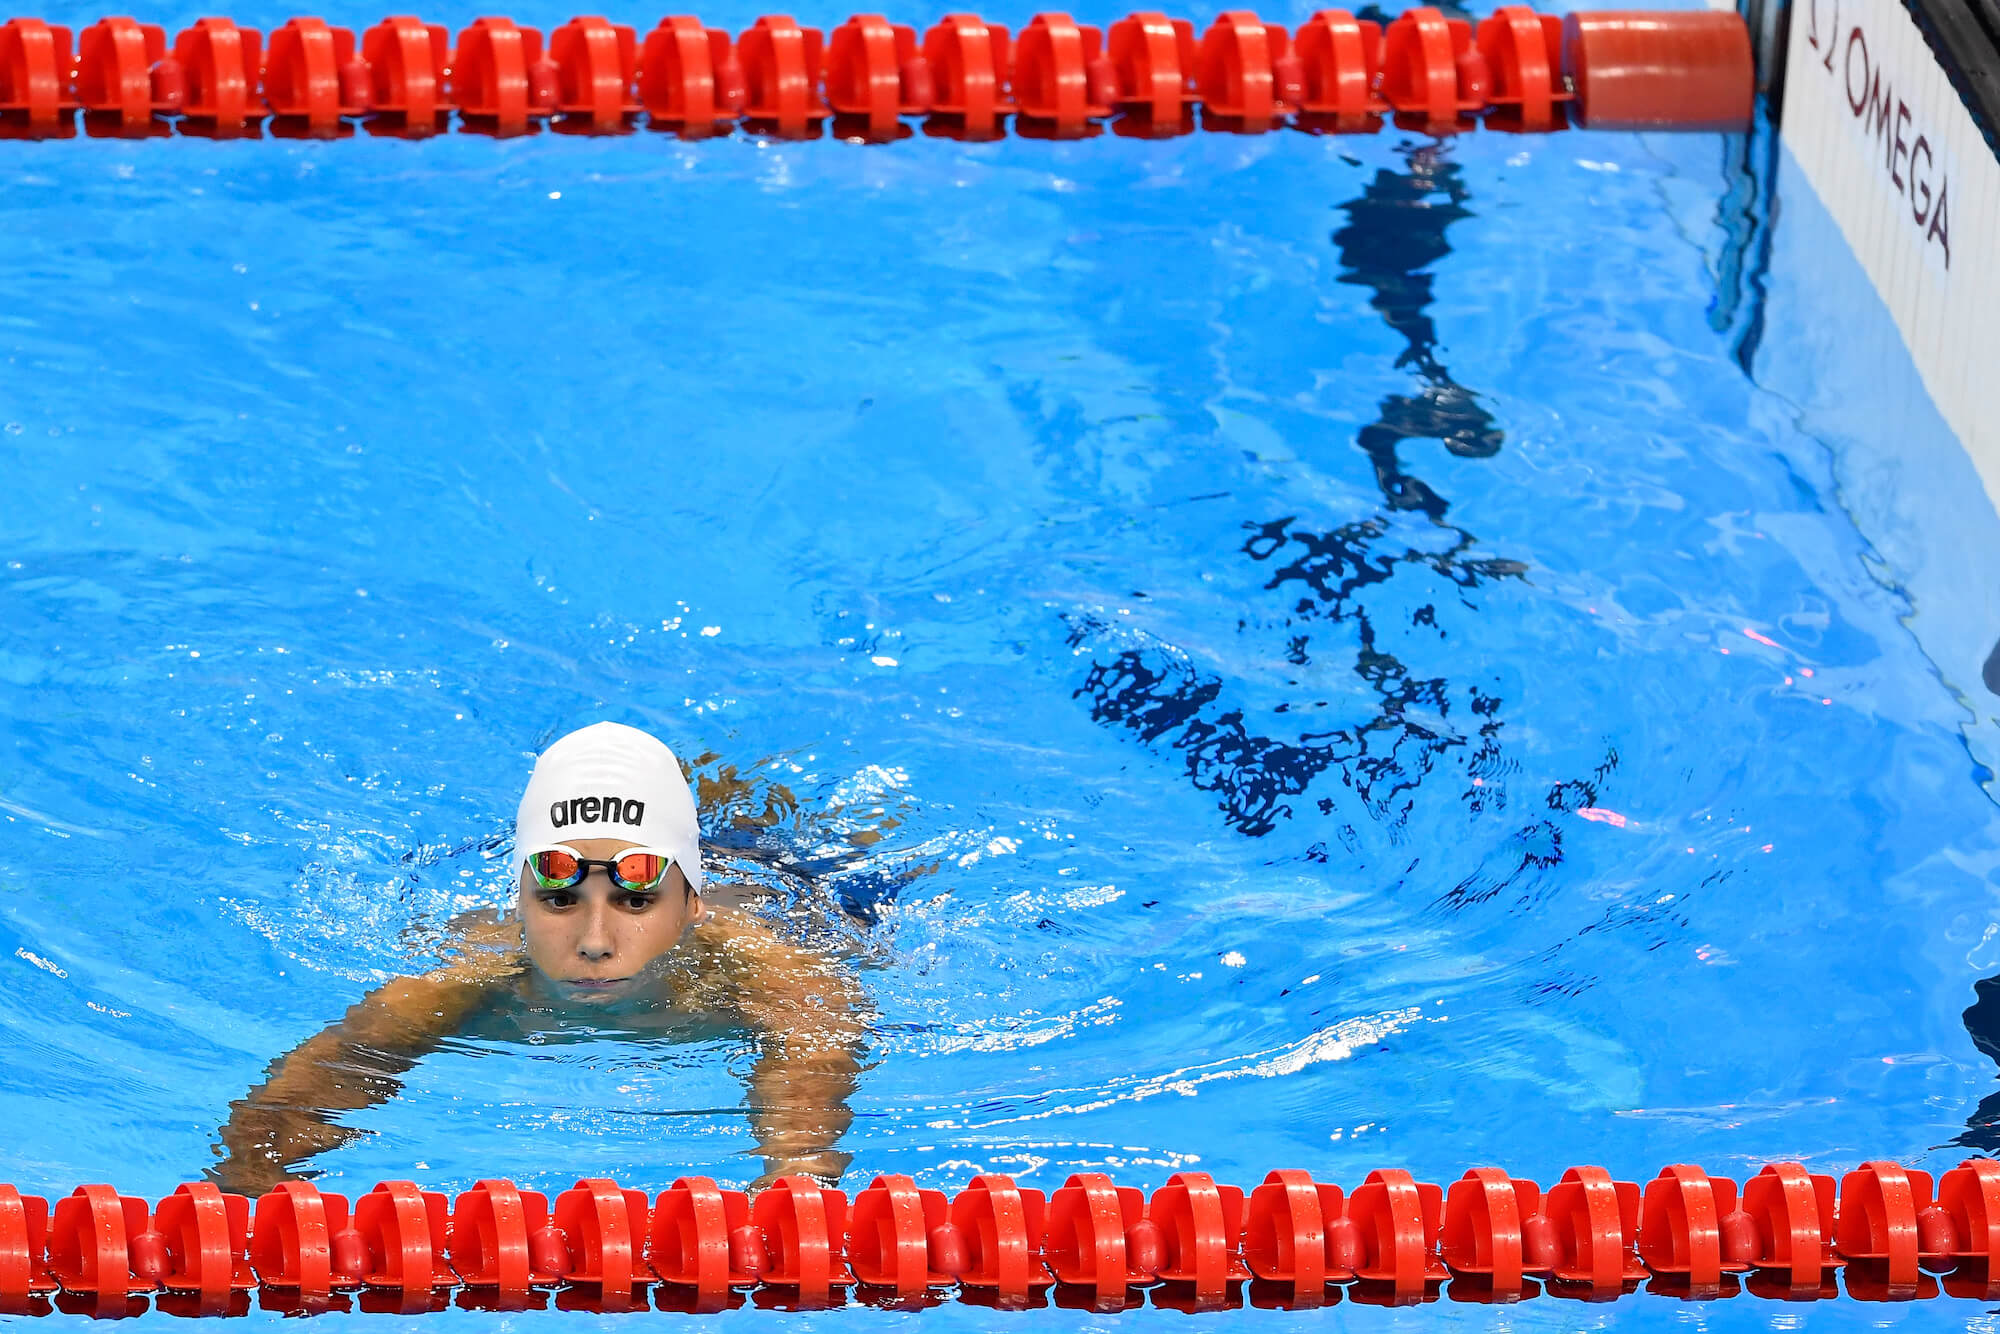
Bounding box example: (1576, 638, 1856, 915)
(209, 722, 867, 1196)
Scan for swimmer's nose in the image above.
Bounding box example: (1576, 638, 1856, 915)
(576, 901, 617, 963)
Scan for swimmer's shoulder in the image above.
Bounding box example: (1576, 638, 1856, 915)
(694, 879, 768, 915)
(449, 907, 519, 950)
(681, 890, 796, 990)
(428, 907, 529, 988)
(688, 887, 778, 945)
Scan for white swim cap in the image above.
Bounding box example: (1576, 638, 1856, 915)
(514, 722, 703, 894)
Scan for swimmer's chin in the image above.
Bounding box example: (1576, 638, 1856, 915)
(550, 976, 641, 1004)
(525, 960, 671, 1009)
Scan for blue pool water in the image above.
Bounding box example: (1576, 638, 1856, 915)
(5, 1, 2000, 1324)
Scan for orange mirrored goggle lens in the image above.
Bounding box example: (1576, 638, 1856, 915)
(530, 849, 582, 885)
(612, 852, 667, 890)
(528, 849, 670, 892)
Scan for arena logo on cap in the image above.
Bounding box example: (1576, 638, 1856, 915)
(550, 795, 647, 828)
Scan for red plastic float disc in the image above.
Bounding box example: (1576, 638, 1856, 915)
(1474, 4, 1569, 130)
(1938, 1158, 2000, 1269)
(1044, 1172, 1147, 1307)
(737, 14, 828, 136)
(849, 1174, 954, 1295)
(453, 18, 544, 134)
(1541, 1166, 1646, 1291)
(1243, 1169, 1342, 1295)
(950, 1173, 1048, 1299)
(751, 1176, 851, 1294)
(549, 16, 640, 131)
(1149, 1171, 1248, 1304)
(48, 1184, 153, 1303)
(1105, 11, 1195, 124)
(1638, 1164, 1746, 1292)
(154, 1184, 253, 1307)
(263, 18, 360, 131)
(649, 1176, 755, 1295)
(360, 16, 450, 130)
(353, 1181, 453, 1291)
(1561, 9, 1751, 130)
(1835, 1161, 1932, 1289)
(0, 19, 75, 132)
(1440, 1168, 1538, 1289)
(1345, 1169, 1445, 1298)
(640, 17, 741, 129)
(550, 1178, 650, 1303)
(922, 14, 1011, 136)
(1011, 12, 1111, 136)
(825, 14, 928, 137)
(173, 18, 262, 126)
(1739, 1162, 1839, 1291)
(448, 1179, 557, 1295)
(1379, 5, 1484, 127)
(0, 1187, 54, 1302)
(249, 1183, 351, 1299)
(1291, 8, 1381, 127)
(1195, 11, 1293, 126)
(74, 18, 169, 129)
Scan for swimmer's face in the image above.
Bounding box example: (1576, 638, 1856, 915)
(517, 836, 704, 1003)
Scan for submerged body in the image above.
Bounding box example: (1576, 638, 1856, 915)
(210, 727, 867, 1195)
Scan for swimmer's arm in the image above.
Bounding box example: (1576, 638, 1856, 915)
(209, 924, 524, 1196)
(700, 912, 869, 1188)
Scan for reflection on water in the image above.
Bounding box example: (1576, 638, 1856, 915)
(1069, 144, 1526, 840)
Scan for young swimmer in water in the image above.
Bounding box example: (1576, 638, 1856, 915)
(209, 722, 867, 1196)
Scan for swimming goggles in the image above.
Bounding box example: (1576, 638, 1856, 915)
(521, 845, 678, 893)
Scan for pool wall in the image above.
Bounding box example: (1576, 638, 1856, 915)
(1769, 0, 1997, 499)
(1752, 0, 2000, 788)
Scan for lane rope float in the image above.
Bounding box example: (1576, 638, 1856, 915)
(2, 1159, 1998, 1313)
(0, 6, 1753, 140)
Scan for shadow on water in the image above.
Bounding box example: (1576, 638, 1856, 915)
(1957, 977, 2000, 1151)
(1069, 142, 1575, 853)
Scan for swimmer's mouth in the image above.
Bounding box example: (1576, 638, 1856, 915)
(564, 977, 630, 991)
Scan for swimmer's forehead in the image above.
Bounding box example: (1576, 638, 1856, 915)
(531, 836, 648, 857)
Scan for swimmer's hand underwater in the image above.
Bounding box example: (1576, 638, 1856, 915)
(208, 723, 867, 1197)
